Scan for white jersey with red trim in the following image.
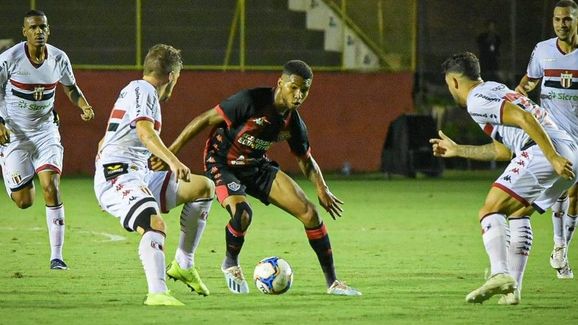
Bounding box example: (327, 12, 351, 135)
(97, 80, 162, 169)
(0, 42, 75, 135)
(527, 37, 578, 138)
(467, 81, 572, 156)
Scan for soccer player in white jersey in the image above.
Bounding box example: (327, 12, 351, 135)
(0, 10, 95, 270)
(515, 0, 578, 279)
(94, 44, 215, 306)
(431, 52, 578, 305)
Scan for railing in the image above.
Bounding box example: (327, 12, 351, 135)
(1, 0, 415, 71)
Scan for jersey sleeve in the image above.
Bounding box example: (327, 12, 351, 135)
(287, 111, 311, 158)
(526, 44, 543, 79)
(467, 92, 504, 125)
(0, 52, 9, 85)
(58, 52, 76, 87)
(216, 90, 253, 128)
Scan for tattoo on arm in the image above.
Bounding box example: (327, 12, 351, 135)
(458, 143, 497, 161)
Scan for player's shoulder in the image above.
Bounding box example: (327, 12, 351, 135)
(121, 80, 156, 96)
(0, 42, 25, 61)
(46, 43, 70, 60)
(468, 82, 505, 105)
(534, 37, 558, 51)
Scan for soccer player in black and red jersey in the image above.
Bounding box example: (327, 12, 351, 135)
(163, 60, 361, 295)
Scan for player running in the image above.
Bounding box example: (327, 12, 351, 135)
(515, 0, 578, 279)
(94, 44, 214, 306)
(158, 60, 361, 296)
(431, 52, 578, 305)
(0, 10, 94, 270)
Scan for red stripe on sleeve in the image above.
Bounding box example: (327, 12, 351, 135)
(215, 105, 233, 127)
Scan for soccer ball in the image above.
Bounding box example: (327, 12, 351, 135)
(253, 256, 293, 294)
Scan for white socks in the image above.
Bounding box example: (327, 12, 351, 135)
(564, 215, 577, 251)
(481, 213, 509, 276)
(46, 204, 65, 261)
(139, 231, 167, 294)
(175, 199, 212, 270)
(508, 218, 532, 294)
(552, 197, 568, 247)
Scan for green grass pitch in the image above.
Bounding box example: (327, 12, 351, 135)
(1, 171, 577, 324)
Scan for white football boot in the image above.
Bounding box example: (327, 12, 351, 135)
(327, 280, 362, 296)
(222, 265, 249, 294)
(550, 245, 567, 269)
(465, 273, 516, 304)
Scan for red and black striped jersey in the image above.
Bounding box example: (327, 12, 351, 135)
(205, 87, 311, 167)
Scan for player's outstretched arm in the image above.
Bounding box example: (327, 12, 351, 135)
(63, 84, 94, 121)
(297, 154, 343, 219)
(514, 74, 540, 97)
(169, 107, 224, 154)
(502, 101, 575, 179)
(136, 119, 191, 181)
(430, 130, 511, 161)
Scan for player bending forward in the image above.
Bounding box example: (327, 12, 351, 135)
(94, 44, 214, 306)
(431, 52, 578, 305)
(160, 60, 361, 296)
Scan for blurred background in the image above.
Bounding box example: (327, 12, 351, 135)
(0, 0, 560, 177)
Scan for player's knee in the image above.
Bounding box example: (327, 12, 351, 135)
(229, 202, 252, 231)
(41, 182, 59, 202)
(11, 192, 34, 209)
(299, 202, 320, 228)
(14, 197, 34, 209)
(133, 207, 166, 234)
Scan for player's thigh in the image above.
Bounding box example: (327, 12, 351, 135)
(482, 186, 531, 218)
(268, 170, 313, 218)
(96, 172, 162, 232)
(1, 145, 36, 204)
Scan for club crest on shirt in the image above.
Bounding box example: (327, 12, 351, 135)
(227, 181, 241, 192)
(560, 71, 573, 89)
(33, 86, 45, 101)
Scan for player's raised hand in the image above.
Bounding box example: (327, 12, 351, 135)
(318, 188, 344, 220)
(149, 155, 167, 171)
(80, 106, 95, 121)
(429, 130, 458, 158)
(550, 154, 575, 180)
(168, 160, 191, 182)
(0, 123, 10, 146)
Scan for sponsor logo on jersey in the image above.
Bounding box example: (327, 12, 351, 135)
(227, 182, 241, 191)
(237, 133, 272, 150)
(546, 90, 578, 101)
(560, 71, 573, 89)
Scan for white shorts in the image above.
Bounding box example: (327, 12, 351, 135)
(94, 165, 179, 232)
(493, 141, 578, 213)
(0, 129, 62, 195)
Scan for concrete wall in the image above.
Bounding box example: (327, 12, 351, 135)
(56, 70, 414, 175)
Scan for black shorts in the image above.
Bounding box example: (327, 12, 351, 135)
(205, 160, 279, 205)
